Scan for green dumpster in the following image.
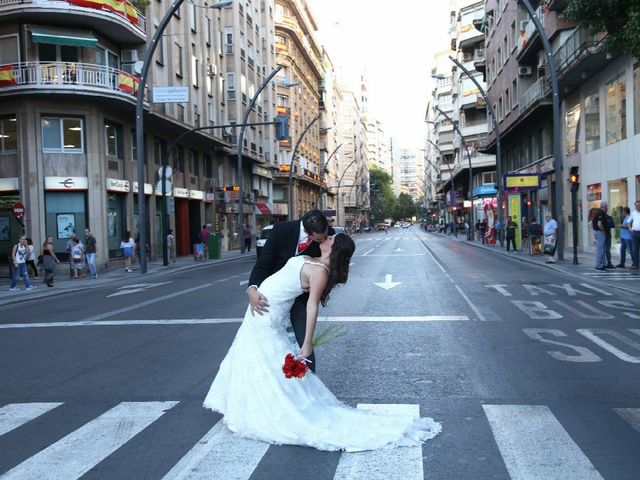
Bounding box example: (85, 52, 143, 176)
(208, 232, 221, 259)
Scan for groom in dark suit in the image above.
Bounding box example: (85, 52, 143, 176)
(247, 210, 333, 372)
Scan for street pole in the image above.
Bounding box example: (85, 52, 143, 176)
(448, 55, 503, 246)
(333, 156, 357, 227)
(287, 114, 320, 221)
(435, 106, 474, 240)
(571, 187, 579, 265)
(135, 0, 231, 273)
(519, 0, 564, 261)
(237, 66, 282, 253)
(319, 142, 342, 210)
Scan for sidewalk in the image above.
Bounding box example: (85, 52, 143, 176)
(444, 233, 640, 294)
(0, 249, 248, 306)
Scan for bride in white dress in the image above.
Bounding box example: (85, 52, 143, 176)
(203, 233, 441, 451)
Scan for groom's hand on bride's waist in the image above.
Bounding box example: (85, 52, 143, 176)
(247, 287, 270, 316)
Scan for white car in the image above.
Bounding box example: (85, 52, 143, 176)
(256, 224, 273, 257)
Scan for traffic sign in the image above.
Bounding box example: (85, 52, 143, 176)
(11, 202, 25, 220)
(156, 180, 172, 193)
(158, 165, 173, 179)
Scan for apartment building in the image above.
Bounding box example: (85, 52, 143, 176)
(271, 0, 323, 221)
(0, 0, 278, 265)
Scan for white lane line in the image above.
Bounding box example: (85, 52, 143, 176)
(416, 240, 446, 273)
(362, 248, 374, 256)
(333, 404, 423, 480)
(82, 283, 214, 322)
(1, 401, 178, 480)
(0, 316, 470, 329)
(162, 420, 269, 480)
(483, 405, 604, 480)
(614, 408, 640, 434)
(455, 285, 488, 322)
(363, 254, 427, 257)
(239, 280, 249, 286)
(0, 403, 63, 437)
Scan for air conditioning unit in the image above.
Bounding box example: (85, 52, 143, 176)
(121, 50, 138, 63)
(207, 64, 217, 77)
(518, 66, 533, 76)
(519, 20, 529, 31)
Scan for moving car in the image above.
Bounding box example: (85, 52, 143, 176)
(256, 224, 273, 257)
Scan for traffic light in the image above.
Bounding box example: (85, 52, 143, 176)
(568, 166, 580, 193)
(274, 115, 290, 141)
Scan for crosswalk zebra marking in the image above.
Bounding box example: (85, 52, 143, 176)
(0, 401, 177, 480)
(333, 404, 423, 480)
(0, 403, 63, 437)
(483, 404, 604, 480)
(615, 408, 640, 434)
(162, 420, 269, 480)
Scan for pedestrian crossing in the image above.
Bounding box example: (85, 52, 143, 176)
(584, 271, 640, 282)
(1, 401, 639, 479)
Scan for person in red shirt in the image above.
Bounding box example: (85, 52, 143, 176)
(199, 225, 210, 258)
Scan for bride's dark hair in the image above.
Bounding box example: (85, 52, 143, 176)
(320, 233, 356, 306)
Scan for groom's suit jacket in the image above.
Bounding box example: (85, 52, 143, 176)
(249, 220, 333, 288)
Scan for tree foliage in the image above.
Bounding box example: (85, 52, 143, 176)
(368, 165, 396, 222)
(563, 0, 640, 59)
(394, 193, 418, 220)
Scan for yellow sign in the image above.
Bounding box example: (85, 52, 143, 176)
(505, 175, 540, 189)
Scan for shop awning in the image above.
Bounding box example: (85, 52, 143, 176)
(30, 26, 98, 47)
(255, 203, 272, 215)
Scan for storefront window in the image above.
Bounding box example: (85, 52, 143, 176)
(0, 116, 17, 153)
(42, 117, 83, 153)
(634, 64, 640, 135)
(605, 73, 627, 145)
(564, 102, 580, 154)
(608, 179, 628, 245)
(584, 90, 600, 153)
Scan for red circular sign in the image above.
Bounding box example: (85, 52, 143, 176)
(11, 202, 25, 220)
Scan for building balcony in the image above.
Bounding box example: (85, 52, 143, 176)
(0, 0, 146, 44)
(517, 5, 545, 61)
(518, 77, 549, 114)
(473, 47, 485, 73)
(460, 121, 488, 137)
(0, 61, 141, 104)
(457, 22, 483, 49)
(548, 27, 616, 97)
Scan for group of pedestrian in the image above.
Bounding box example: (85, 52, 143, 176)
(592, 200, 640, 272)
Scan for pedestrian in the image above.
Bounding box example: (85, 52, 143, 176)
(603, 203, 615, 269)
(167, 228, 176, 263)
(9, 235, 36, 291)
(120, 230, 135, 272)
(243, 224, 252, 252)
(543, 213, 558, 263)
(629, 200, 640, 271)
(479, 218, 487, 244)
(42, 236, 60, 287)
(70, 236, 84, 279)
(65, 236, 74, 278)
(494, 218, 503, 245)
(199, 224, 210, 258)
(506, 217, 518, 252)
(84, 228, 97, 278)
(617, 207, 632, 268)
(592, 202, 607, 271)
(25, 237, 38, 278)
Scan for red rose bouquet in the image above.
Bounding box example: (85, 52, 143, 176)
(282, 324, 345, 379)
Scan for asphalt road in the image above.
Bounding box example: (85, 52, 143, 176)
(2, 227, 640, 479)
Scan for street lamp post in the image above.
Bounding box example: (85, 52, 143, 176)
(237, 66, 282, 253)
(334, 155, 357, 226)
(446, 56, 504, 246)
(434, 106, 474, 240)
(287, 114, 320, 221)
(135, 0, 231, 273)
(519, 0, 564, 261)
(318, 142, 342, 210)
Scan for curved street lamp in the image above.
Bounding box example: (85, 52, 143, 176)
(134, 0, 232, 272)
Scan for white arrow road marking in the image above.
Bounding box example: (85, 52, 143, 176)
(374, 274, 402, 290)
(239, 280, 249, 286)
(107, 282, 171, 298)
(394, 248, 404, 252)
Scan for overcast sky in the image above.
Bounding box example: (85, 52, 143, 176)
(308, 0, 451, 150)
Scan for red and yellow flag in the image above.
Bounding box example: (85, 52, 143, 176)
(0, 65, 16, 86)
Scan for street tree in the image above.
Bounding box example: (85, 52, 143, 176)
(394, 193, 417, 220)
(563, 0, 640, 59)
(369, 165, 396, 223)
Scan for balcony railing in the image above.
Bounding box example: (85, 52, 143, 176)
(0, 62, 140, 99)
(519, 5, 544, 52)
(553, 27, 602, 74)
(519, 77, 547, 113)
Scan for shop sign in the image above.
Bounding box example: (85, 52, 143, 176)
(133, 182, 153, 195)
(252, 165, 272, 178)
(205, 193, 215, 203)
(152, 86, 189, 103)
(45, 176, 88, 191)
(11, 202, 25, 219)
(189, 189, 204, 200)
(173, 187, 190, 198)
(106, 178, 130, 193)
(504, 174, 540, 190)
(0, 177, 19, 192)
(463, 200, 472, 208)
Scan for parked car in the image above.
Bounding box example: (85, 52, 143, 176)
(333, 226, 346, 235)
(256, 224, 273, 257)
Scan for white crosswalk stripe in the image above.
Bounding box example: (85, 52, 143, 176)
(1, 401, 177, 480)
(2, 401, 638, 479)
(0, 403, 62, 437)
(162, 419, 269, 480)
(333, 404, 423, 480)
(483, 404, 604, 480)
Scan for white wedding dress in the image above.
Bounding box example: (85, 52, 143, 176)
(203, 255, 441, 451)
